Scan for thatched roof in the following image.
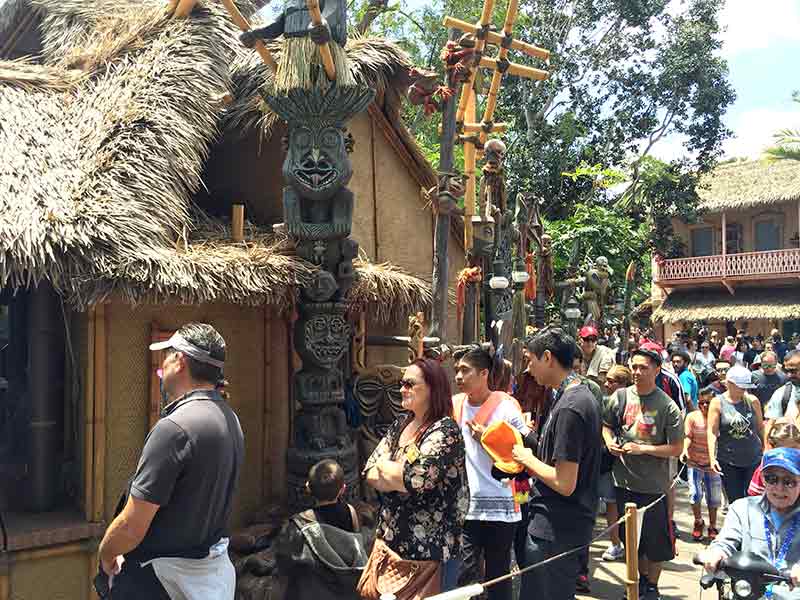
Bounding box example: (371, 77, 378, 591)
(0, 0, 435, 320)
(698, 159, 800, 213)
(652, 287, 800, 323)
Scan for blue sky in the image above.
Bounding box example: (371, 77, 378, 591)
(711, 0, 800, 159)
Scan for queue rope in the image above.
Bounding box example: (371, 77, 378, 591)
(480, 462, 688, 591)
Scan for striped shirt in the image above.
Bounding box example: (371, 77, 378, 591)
(686, 411, 711, 467)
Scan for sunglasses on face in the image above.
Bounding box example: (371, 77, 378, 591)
(400, 378, 420, 390)
(762, 363, 777, 369)
(698, 401, 710, 407)
(582, 337, 598, 343)
(785, 367, 800, 375)
(763, 473, 799, 489)
(716, 366, 729, 373)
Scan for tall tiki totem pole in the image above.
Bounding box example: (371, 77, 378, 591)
(241, 0, 374, 507)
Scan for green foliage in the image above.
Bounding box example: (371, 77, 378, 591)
(544, 203, 651, 306)
(764, 92, 800, 162)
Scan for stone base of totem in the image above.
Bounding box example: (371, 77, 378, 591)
(286, 442, 359, 510)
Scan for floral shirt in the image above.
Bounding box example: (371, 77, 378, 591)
(365, 416, 468, 561)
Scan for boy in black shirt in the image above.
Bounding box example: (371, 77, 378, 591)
(512, 328, 601, 600)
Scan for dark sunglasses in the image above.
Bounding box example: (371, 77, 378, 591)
(785, 367, 799, 375)
(698, 401, 710, 407)
(582, 337, 598, 343)
(400, 378, 419, 390)
(716, 366, 729, 373)
(764, 473, 799, 488)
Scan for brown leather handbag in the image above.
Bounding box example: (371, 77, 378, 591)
(356, 538, 441, 600)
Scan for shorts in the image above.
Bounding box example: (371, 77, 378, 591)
(688, 467, 722, 508)
(615, 487, 675, 563)
(598, 471, 616, 502)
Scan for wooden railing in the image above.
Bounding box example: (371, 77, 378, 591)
(655, 248, 800, 282)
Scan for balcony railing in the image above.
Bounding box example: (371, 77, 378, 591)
(655, 248, 800, 283)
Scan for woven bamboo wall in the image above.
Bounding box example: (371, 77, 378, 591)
(104, 302, 279, 528)
(9, 553, 89, 600)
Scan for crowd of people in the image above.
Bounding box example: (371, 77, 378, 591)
(95, 321, 800, 600)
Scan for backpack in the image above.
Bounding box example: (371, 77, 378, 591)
(780, 382, 796, 415)
(600, 388, 628, 473)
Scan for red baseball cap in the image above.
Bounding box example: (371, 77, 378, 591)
(634, 340, 664, 364)
(579, 326, 599, 339)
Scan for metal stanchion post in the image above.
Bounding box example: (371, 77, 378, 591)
(624, 502, 639, 600)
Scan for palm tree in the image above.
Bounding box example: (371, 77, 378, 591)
(764, 92, 800, 162)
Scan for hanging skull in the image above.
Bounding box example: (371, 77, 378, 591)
(483, 138, 507, 172)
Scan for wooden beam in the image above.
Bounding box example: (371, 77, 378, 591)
(442, 16, 550, 61)
(721, 279, 735, 296)
(172, 0, 197, 17)
(306, 0, 337, 80)
(464, 89, 477, 252)
(92, 304, 107, 523)
(84, 309, 96, 521)
(454, 0, 495, 124)
(12, 541, 89, 563)
(722, 211, 727, 278)
(232, 204, 245, 242)
(262, 309, 272, 504)
(461, 122, 508, 134)
(221, 0, 278, 73)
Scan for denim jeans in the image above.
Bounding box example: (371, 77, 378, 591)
(441, 558, 462, 592)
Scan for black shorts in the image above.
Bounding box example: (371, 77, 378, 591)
(615, 487, 675, 563)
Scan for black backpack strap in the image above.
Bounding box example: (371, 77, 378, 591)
(782, 382, 794, 415)
(615, 387, 628, 436)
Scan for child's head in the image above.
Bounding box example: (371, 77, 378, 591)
(769, 419, 800, 450)
(697, 386, 714, 413)
(307, 459, 345, 503)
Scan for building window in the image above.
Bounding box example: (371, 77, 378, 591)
(725, 222, 743, 254)
(755, 218, 782, 251)
(691, 227, 714, 256)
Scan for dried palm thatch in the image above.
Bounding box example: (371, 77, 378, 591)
(652, 287, 800, 323)
(0, 0, 434, 320)
(223, 35, 414, 138)
(698, 159, 800, 213)
(349, 258, 433, 324)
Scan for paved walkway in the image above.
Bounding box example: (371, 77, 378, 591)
(577, 483, 711, 600)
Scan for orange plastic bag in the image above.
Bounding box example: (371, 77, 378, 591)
(480, 420, 525, 475)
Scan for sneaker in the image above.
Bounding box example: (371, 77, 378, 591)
(576, 574, 590, 593)
(643, 584, 662, 600)
(708, 526, 719, 541)
(602, 543, 625, 561)
(692, 520, 704, 541)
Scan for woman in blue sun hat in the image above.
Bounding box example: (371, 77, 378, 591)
(701, 447, 800, 598)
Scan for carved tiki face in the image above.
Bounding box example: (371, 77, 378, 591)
(284, 124, 351, 202)
(483, 138, 507, 171)
(596, 256, 610, 274)
(263, 86, 376, 202)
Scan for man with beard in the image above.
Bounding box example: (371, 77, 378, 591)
(764, 350, 800, 428)
(671, 350, 698, 411)
(752, 351, 787, 409)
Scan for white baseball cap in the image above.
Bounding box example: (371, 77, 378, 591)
(149, 332, 224, 368)
(725, 364, 755, 390)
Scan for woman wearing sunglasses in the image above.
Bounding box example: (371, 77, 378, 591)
(701, 447, 800, 596)
(362, 358, 468, 597)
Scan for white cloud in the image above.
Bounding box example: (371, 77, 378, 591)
(720, 0, 800, 57)
(723, 108, 800, 159)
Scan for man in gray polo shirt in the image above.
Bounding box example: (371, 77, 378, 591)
(97, 323, 244, 599)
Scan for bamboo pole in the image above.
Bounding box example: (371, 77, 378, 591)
(262, 309, 272, 504)
(232, 204, 245, 242)
(172, 0, 197, 17)
(165, 0, 179, 14)
(221, 0, 278, 73)
(479, 0, 518, 147)
(442, 16, 550, 60)
(624, 503, 640, 600)
(305, 0, 337, 80)
(92, 304, 107, 523)
(462, 122, 508, 134)
(464, 88, 477, 252)
(478, 56, 549, 81)
(84, 309, 96, 521)
(454, 0, 495, 124)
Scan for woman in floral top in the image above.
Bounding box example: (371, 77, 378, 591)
(364, 358, 468, 584)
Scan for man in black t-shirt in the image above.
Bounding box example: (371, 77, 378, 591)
(97, 323, 244, 600)
(512, 328, 601, 600)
